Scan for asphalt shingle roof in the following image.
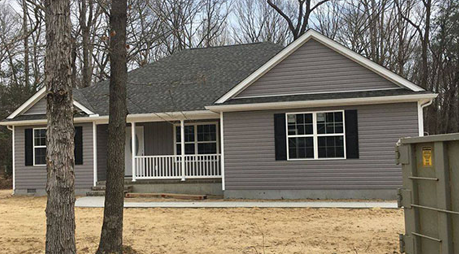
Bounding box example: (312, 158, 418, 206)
(4, 41, 433, 123)
(78, 42, 284, 115)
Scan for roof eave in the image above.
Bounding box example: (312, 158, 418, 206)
(0, 110, 219, 126)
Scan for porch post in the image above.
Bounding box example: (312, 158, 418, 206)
(180, 119, 186, 181)
(12, 126, 15, 193)
(92, 122, 97, 186)
(131, 122, 136, 182)
(220, 112, 225, 191)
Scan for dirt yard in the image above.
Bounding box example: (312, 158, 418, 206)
(0, 190, 404, 254)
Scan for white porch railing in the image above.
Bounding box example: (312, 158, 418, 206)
(134, 154, 221, 180)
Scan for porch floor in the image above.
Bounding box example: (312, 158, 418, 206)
(75, 197, 398, 209)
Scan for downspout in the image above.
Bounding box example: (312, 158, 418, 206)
(418, 99, 434, 136)
(6, 126, 15, 194)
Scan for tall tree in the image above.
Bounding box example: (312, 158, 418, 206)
(267, 0, 330, 40)
(96, 0, 128, 252)
(395, 0, 434, 133)
(429, 0, 459, 133)
(233, 0, 291, 45)
(22, 0, 30, 89)
(395, 0, 432, 89)
(197, 0, 231, 47)
(43, 0, 76, 252)
(79, 0, 91, 87)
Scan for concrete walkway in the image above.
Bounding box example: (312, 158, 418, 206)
(75, 197, 398, 209)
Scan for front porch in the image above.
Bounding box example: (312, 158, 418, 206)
(95, 115, 224, 189)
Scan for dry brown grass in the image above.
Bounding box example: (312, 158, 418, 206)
(0, 190, 404, 254)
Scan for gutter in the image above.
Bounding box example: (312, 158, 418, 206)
(421, 99, 434, 110)
(418, 98, 434, 136)
(207, 93, 438, 112)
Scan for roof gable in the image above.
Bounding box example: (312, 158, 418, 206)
(7, 87, 97, 119)
(215, 30, 424, 104)
(235, 38, 404, 98)
(22, 96, 47, 115)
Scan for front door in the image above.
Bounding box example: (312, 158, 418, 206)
(125, 126, 145, 176)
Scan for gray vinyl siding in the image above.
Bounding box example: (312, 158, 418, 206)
(236, 39, 401, 98)
(97, 124, 108, 181)
(15, 123, 94, 190)
(142, 122, 174, 155)
(223, 102, 419, 190)
(23, 98, 46, 115)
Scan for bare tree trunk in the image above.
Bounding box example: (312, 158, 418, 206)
(421, 0, 431, 90)
(267, 0, 330, 40)
(32, 24, 42, 90)
(71, 38, 77, 88)
(43, 0, 76, 252)
(22, 0, 30, 89)
(80, 0, 93, 87)
(96, 0, 128, 252)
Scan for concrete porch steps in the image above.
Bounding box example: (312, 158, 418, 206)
(86, 185, 133, 197)
(125, 192, 207, 200)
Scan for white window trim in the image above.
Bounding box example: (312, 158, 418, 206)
(173, 121, 220, 155)
(286, 110, 347, 161)
(32, 127, 47, 166)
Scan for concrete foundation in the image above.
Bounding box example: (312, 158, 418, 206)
(129, 179, 223, 196)
(14, 188, 91, 196)
(223, 189, 397, 200)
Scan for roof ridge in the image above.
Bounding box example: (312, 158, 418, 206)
(186, 41, 277, 50)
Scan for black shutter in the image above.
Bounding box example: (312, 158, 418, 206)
(25, 129, 33, 166)
(345, 110, 359, 159)
(74, 126, 83, 165)
(274, 113, 287, 160)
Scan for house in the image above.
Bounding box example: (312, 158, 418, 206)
(1, 30, 437, 199)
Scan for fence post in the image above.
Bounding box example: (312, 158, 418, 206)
(131, 122, 136, 182)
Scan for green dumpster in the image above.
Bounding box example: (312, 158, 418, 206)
(396, 134, 459, 254)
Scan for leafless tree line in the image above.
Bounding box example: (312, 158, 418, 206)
(2, 1, 456, 252)
(0, 0, 458, 174)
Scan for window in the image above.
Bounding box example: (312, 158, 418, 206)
(33, 128, 47, 166)
(175, 123, 218, 155)
(175, 125, 195, 155)
(286, 111, 345, 160)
